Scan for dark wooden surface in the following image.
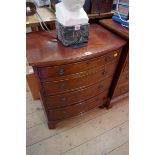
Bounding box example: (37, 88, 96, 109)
(42, 61, 117, 96)
(45, 77, 112, 109)
(112, 52, 129, 98)
(91, 0, 113, 14)
(99, 19, 129, 40)
(37, 49, 120, 80)
(26, 24, 126, 66)
(88, 12, 113, 19)
(48, 91, 108, 121)
(99, 19, 129, 108)
(27, 24, 126, 129)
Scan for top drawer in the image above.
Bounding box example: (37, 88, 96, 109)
(37, 50, 121, 81)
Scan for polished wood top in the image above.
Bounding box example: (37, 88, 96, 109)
(26, 24, 126, 66)
(99, 19, 129, 40)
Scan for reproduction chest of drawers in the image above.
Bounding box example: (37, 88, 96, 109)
(99, 19, 129, 108)
(26, 24, 126, 129)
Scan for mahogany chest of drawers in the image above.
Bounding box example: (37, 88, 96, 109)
(99, 19, 129, 108)
(26, 24, 126, 129)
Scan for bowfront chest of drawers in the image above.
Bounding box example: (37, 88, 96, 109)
(26, 24, 126, 129)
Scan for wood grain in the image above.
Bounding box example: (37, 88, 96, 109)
(26, 98, 128, 146)
(107, 142, 129, 155)
(47, 91, 108, 121)
(27, 101, 128, 150)
(26, 92, 42, 115)
(42, 61, 117, 96)
(37, 50, 121, 80)
(99, 19, 129, 40)
(99, 19, 129, 107)
(62, 122, 128, 155)
(27, 24, 126, 129)
(45, 77, 112, 109)
(26, 24, 126, 67)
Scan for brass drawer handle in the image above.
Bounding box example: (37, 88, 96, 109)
(114, 52, 118, 57)
(59, 82, 65, 88)
(59, 68, 65, 75)
(104, 56, 111, 63)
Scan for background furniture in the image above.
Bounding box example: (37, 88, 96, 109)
(99, 19, 129, 108)
(91, 0, 114, 14)
(26, 7, 56, 31)
(87, 0, 114, 19)
(26, 0, 117, 32)
(26, 24, 126, 129)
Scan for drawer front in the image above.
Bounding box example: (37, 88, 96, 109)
(45, 77, 113, 109)
(117, 71, 129, 85)
(47, 91, 108, 121)
(113, 82, 129, 98)
(38, 50, 121, 80)
(42, 61, 117, 96)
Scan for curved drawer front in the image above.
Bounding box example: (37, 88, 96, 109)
(45, 77, 113, 109)
(42, 61, 117, 96)
(48, 91, 108, 121)
(38, 50, 121, 81)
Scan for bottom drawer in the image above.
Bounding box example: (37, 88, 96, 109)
(113, 82, 129, 98)
(48, 91, 108, 121)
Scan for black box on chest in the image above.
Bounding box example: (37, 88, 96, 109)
(56, 21, 89, 48)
